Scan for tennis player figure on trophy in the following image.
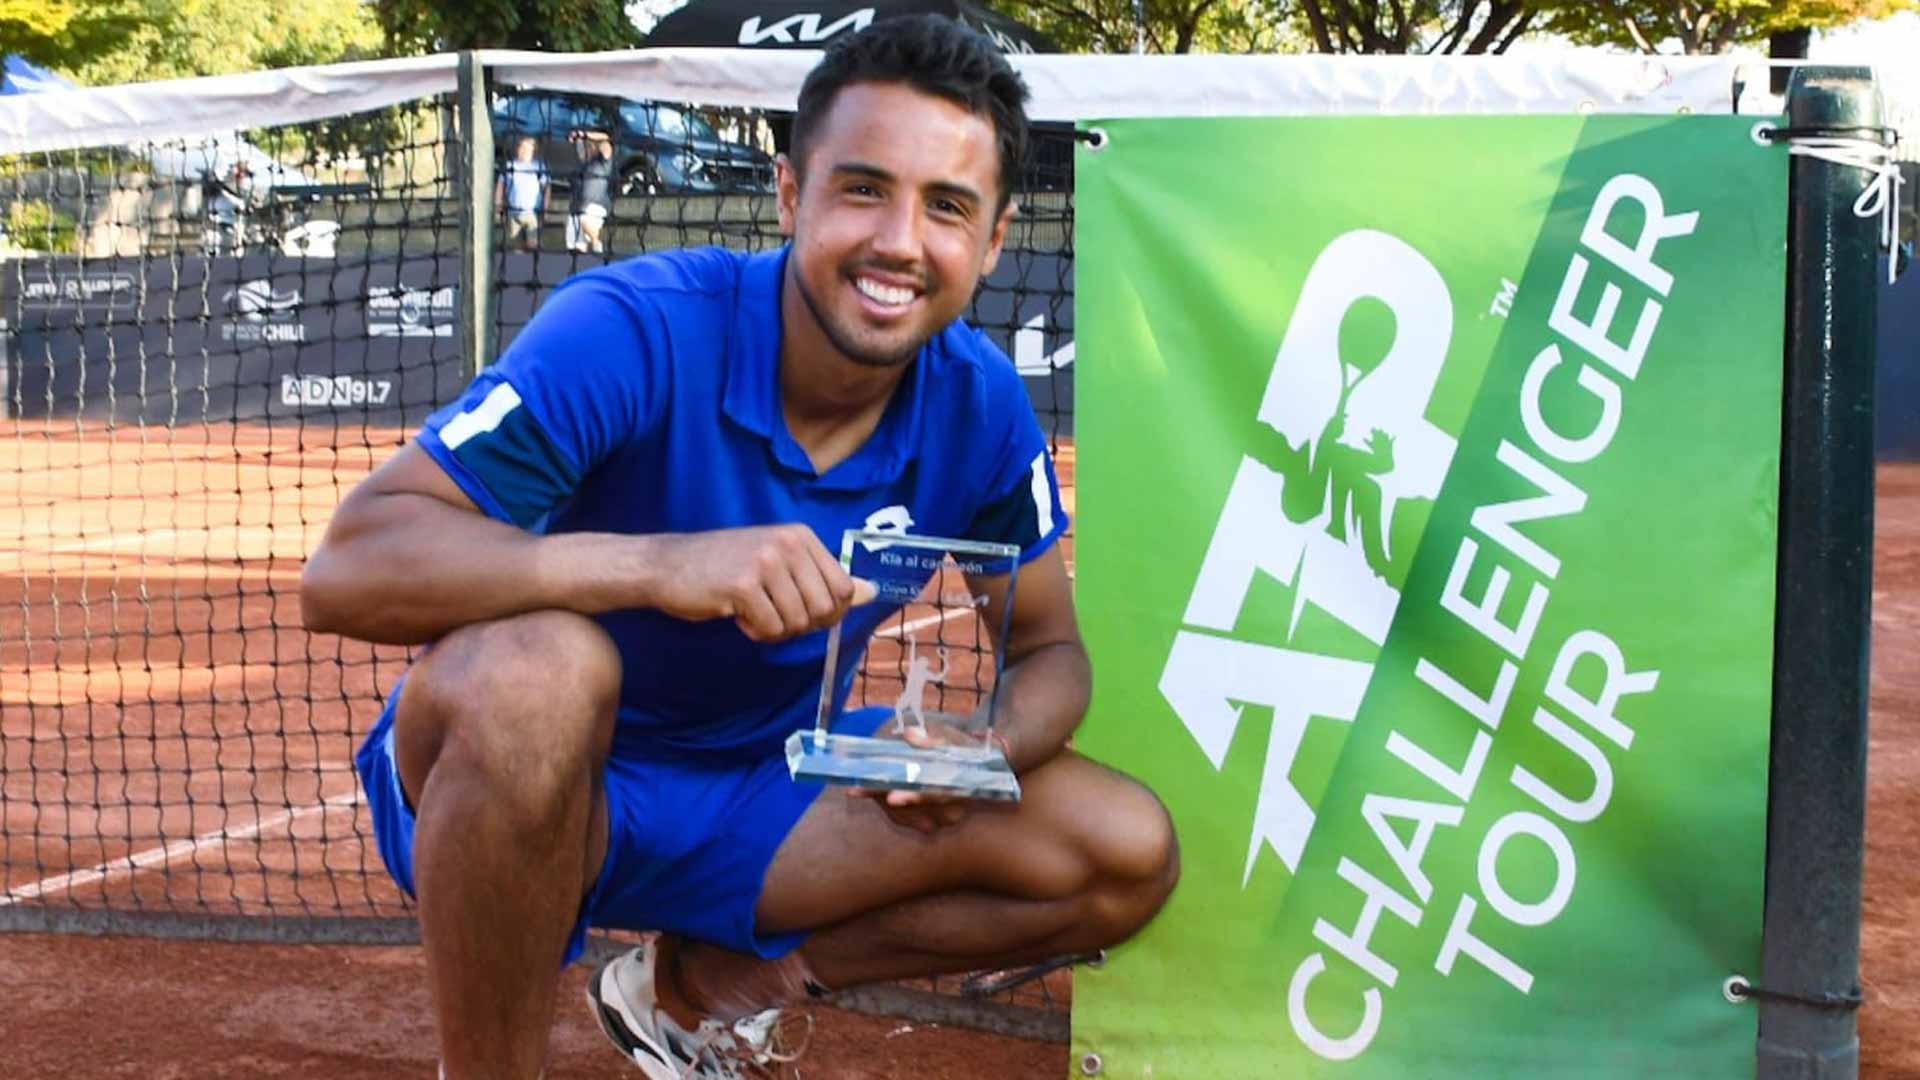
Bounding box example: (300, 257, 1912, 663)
(892, 640, 949, 735)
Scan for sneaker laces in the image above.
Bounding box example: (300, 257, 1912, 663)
(670, 1020, 747, 1080)
(729, 1008, 813, 1066)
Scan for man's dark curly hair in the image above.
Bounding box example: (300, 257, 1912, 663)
(790, 14, 1031, 209)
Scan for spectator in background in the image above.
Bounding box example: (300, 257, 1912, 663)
(204, 162, 255, 255)
(497, 136, 549, 252)
(568, 130, 615, 254)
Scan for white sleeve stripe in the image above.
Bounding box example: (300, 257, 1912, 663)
(439, 382, 523, 451)
(1029, 452, 1055, 539)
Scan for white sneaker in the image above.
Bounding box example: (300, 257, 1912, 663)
(587, 941, 743, 1080)
(587, 941, 813, 1079)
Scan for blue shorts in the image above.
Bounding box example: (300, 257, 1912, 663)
(354, 682, 890, 967)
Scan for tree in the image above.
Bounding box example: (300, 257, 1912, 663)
(374, 0, 642, 53)
(1539, 0, 1919, 54)
(1286, 1, 1535, 53)
(0, 0, 160, 72)
(67, 0, 383, 85)
(996, 0, 1301, 54)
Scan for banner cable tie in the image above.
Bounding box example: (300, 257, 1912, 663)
(1755, 122, 1905, 284)
(1725, 975, 1865, 1011)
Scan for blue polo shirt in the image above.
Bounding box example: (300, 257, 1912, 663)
(414, 245, 1067, 760)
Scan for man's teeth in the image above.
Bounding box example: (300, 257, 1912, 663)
(855, 277, 915, 306)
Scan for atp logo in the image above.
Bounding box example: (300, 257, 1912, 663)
(1159, 231, 1458, 884)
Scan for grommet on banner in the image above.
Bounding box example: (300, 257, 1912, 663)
(1077, 127, 1110, 152)
(1722, 974, 1865, 1011)
(1758, 122, 1905, 284)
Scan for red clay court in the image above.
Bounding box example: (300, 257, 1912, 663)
(1, 420, 1913, 1077)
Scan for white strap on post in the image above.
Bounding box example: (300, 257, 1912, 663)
(1759, 123, 1906, 285)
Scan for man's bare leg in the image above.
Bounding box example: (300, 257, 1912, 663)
(395, 611, 619, 1080)
(659, 754, 1177, 1021)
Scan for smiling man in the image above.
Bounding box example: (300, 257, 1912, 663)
(300, 16, 1177, 1080)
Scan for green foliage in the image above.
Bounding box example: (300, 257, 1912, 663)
(375, 0, 643, 52)
(1006, 0, 1918, 55)
(3, 198, 78, 253)
(1537, 0, 1920, 54)
(0, 0, 161, 72)
(70, 0, 384, 85)
(993, 0, 1301, 53)
(246, 99, 453, 197)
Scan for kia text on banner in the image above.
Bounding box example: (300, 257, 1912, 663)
(1071, 115, 1785, 1076)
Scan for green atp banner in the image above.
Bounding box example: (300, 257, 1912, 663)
(1071, 116, 1785, 1076)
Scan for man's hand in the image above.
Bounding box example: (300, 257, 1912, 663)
(643, 525, 877, 642)
(846, 721, 999, 834)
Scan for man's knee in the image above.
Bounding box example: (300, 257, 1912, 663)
(1081, 775, 1180, 946)
(395, 610, 620, 823)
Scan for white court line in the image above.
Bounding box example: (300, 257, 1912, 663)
(41, 525, 286, 555)
(874, 605, 976, 640)
(0, 788, 363, 907)
(44, 526, 199, 554)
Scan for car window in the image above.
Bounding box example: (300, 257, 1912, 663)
(652, 104, 719, 143)
(617, 102, 654, 138)
(504, 95, 546, 133)
(566, 99, 615, 134)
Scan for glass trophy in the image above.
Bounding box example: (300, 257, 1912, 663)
(785, 529, 1023, 802)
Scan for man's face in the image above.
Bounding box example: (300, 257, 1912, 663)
(516, 140, 535, 161)
(777, 81, 1014, 369)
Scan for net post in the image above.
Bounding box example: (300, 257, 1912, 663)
(457, 50, 497, 376)
(1757, 65, 1881, 1080)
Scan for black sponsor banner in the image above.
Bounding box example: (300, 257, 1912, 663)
(1881, 259, 1919, 460)
(5, 249, 1075, 435)
(4, 255, 465, 426)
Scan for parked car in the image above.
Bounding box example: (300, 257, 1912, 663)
(490, 89, 775, 195)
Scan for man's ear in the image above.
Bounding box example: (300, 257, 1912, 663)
(775, 153, 800, 238)
(979, 198, 1017, 277)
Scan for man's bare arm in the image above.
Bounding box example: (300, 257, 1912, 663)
(301, 443, 868, 646)
(969, 543, 1088, 773)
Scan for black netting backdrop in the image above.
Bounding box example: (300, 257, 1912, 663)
(485, 88, 1073, 438)
(0, 74, 1075, 1028)
(2, 97, 463, 937)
